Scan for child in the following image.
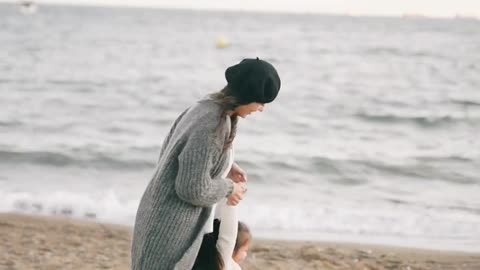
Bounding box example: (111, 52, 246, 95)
(192, 199, 252, 270)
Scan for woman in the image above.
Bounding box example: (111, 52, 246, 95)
(131, 58, 281, 270)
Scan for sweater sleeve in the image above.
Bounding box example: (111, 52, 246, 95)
(174, 127, 234, 207)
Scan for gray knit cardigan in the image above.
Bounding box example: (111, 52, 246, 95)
(131, 99, 234, 270)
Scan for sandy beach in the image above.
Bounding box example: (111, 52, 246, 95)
(1, 213, 479, 270)
(2, 4, 480, 269)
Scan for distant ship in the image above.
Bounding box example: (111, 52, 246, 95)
(19, 0, 38, 15)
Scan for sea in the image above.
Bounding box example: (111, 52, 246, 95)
(1, 3, 479, 252)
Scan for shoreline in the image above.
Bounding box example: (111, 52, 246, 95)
(1, 213, 479, 270)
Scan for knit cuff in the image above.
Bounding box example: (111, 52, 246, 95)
(224, 179, 234, 197)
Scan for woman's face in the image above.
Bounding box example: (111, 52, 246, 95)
(234, 103, 265, 118)
(233, 240, 250, 263)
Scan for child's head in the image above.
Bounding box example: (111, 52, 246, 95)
(233, 221, 251, 263)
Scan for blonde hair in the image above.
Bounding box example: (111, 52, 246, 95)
(235, 221, 251, 251)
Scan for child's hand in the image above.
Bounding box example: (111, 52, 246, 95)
(227, 182, 247, 206)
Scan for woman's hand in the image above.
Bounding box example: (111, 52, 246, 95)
(227, 182, 247, 206)
(228, 163, 247, 183)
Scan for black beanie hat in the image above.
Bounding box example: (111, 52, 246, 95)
(225, 57, 281, 104)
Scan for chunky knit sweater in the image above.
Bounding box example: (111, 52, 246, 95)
(131, 99, 235, 270)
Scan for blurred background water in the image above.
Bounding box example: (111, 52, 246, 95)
(1, 3, 479, 252)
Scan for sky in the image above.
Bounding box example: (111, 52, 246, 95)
(4, 0, 480, 18)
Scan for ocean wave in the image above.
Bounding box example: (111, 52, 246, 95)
(241, 202, 480, 252)
(266, 160, 301, 171)
(1, 188, 479, 252)
(3, 189, 479, 250)
(415, 155, 474, 162)
(357, 160, 478, 185)
(0, 150, 156, 169)
(46, 79, 107, 87)
(362, 47, 447, 59)
(449, 98, 480, 107)
(305, 155, 479, 185)
(0, 120, 22, 127)
(309, 157, 342, 175)
(354, 112, 473, 126)
(241, 201, 480, 235)
(363, 47, 402, 56)
(0, 190, 138, 225)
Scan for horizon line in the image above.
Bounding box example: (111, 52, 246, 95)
(4, 0, 480, 20)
